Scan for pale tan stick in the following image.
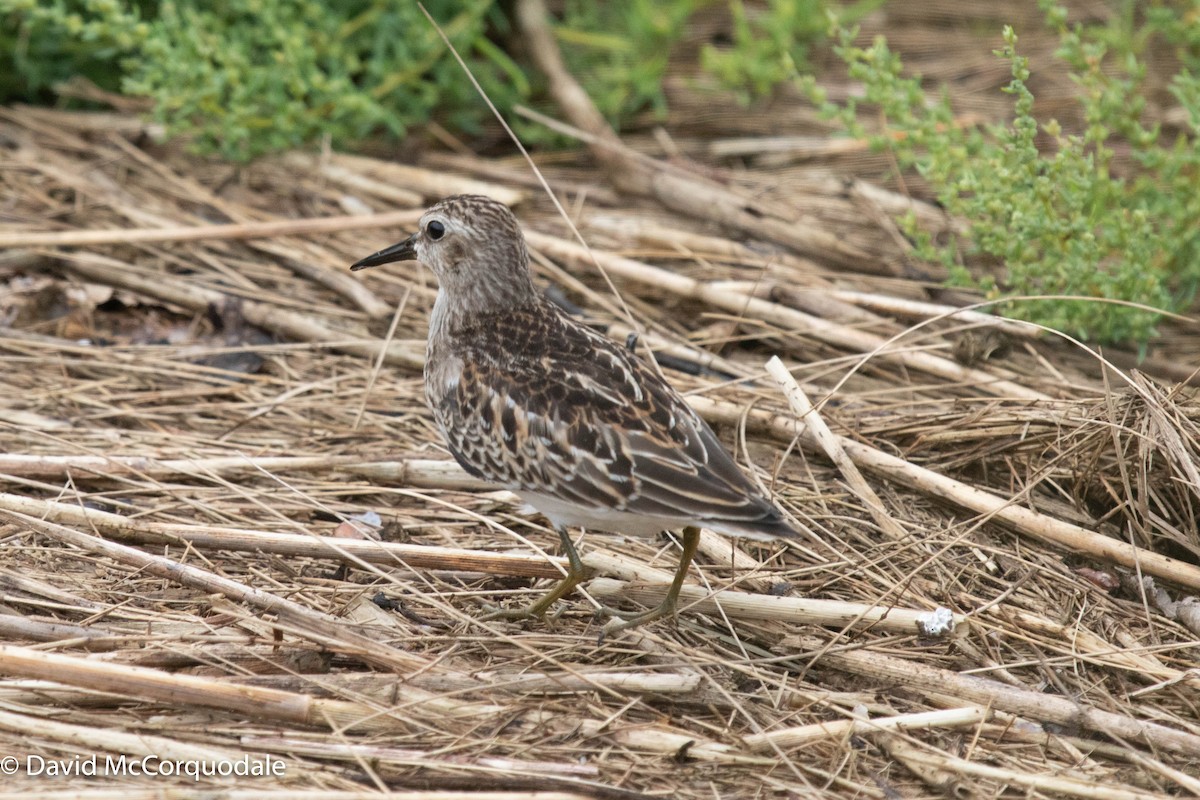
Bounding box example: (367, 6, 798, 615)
(787, 632, 1200, 757)
(54, 252, 424, 369)
(0, 209, 423, 248)
(0, 409, 69, 430)
(766, 285, 888, 326)
(0, 493, 563, 579)
(425, 670, 703, 696)
(586, 577, 964, 636)
(743, 706, 986, 750)
(0, 613, 127, 651)
(10, 102, 156, 128)
(240, 736, 599, 779)
(882, 735, 1166, 800)
(584, 213, 825, 274)
(524, 230, 1048, 400)
(706, 134, 873, 161)
(243, 669, 703, 699)
(5, 661, 706, 710)
(283, 152, 423, 207)
(828, 289, 1041, 338)
(0, 566, 103, 610)
(843, 435, 1200, 589)
(0, 707, 250, 765)
(328, 153, 527, 206)
(0, 645, 433, 734)
(533, 712, 770, 765)
(0, 454, 486, 488)
(246, 236, 394, 318)
(421, 151, 623, 205)
(766, 355, 908, 540)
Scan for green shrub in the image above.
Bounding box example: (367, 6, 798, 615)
(0, 0, 147, 100)
(555, 0, 700, 124)
(0, 1, 838, 159)
(0, 0, 525, 160)
(554, 0, 833, 119)
(699, 0, 829, 104)
(805, 2, 1200, 345)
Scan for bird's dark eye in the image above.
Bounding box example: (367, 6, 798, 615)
(427, 220, 445, 240)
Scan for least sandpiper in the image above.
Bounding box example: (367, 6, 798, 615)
(352, 195, 799, 633)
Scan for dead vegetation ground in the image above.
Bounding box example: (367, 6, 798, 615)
(1, 1, 1199, 798)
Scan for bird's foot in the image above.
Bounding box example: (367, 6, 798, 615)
(596, 596, 679, 640)
(479, 568, 585, 624)
(480, 598, 575, 622)
(479, 602, 541, 622)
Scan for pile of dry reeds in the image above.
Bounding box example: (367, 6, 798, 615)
(1, 2, 1198, 798)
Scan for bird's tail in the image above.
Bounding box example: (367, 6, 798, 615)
(709, 507, 803, 543)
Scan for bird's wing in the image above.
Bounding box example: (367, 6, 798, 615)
(433, 308, 793, 537)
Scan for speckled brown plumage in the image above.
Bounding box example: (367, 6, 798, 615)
(352, 194, 799, 631)
(431, 303, 796, 540)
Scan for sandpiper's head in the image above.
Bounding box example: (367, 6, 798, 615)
(351, 195, 536, 310)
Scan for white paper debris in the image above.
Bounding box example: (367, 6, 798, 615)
(917, 606, 956, 637)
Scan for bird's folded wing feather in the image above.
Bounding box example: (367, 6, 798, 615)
(434, 317, 781, 528)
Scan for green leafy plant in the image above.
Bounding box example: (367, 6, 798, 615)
(0, 0, 525, 160)
(700, 0, 828, 104)
(1, 0, 841, 158)
(555, 0, 701, 125)
(0, 0, 148, 100)
(806, 2, 1200, 345)
(557, 0, 873, 123)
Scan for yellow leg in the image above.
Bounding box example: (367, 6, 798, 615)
(600, 526, 700, 636)
(481, 526, 589, 621)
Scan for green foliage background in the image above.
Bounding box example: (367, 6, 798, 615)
(0, 0, 826, 158)
(1, 0, 1197, 345)
(0, 0, 525, 158)
(806, 1, 1200, 344)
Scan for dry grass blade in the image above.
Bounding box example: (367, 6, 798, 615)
(0, 209, 424, 249)
(586, 577, 962, 634)
(743, 706, 987, 750)
(2, 43, 1200, 795)
(0, 507, 492, 691)
(882, 735, 1173, 800)
(0, 644, 417, 734)
(788, 632, 1200, 757)
(767, 355, 908, 540)
(0, 491, 564, 579)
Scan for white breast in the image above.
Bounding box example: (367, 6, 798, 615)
(516, 491, 690, 538)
